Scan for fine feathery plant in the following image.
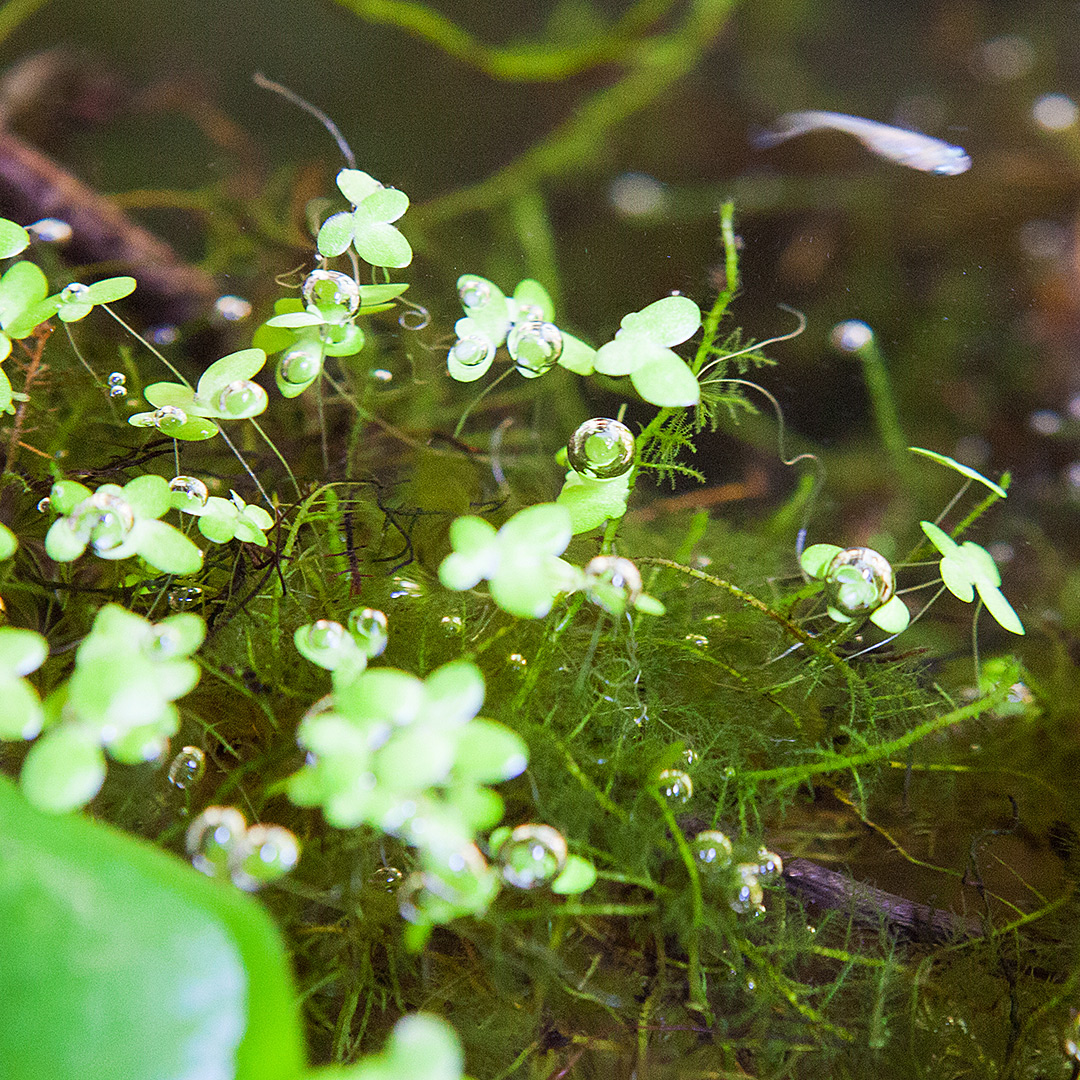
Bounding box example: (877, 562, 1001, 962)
(0, 89, 1060, 1080)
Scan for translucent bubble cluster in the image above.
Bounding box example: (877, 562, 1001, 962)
(107, 371, 127, 398)
(567, 418, 635, 480)
(692, 830, 733, 869)
(186, 805, 299, 890)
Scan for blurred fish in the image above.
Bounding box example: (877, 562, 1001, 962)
(753, 111, 971, 175)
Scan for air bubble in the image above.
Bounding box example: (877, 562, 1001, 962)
(346, 607, 388, 657)
(107, 372, 126, 386)
(497, 823, 568, 889)
(186, 806, 247, 878)
(692, 830, 733, 870)
(730, 864, 764, 914)
(439, 614, 464, 635)
(756, 847, 783, 882)
(567, 418, 635, 480)
(389, 577, 422, 600)
(59, 282, 90, 303)
(169, 475, 209, 509)
(825, 547, 895, 617)
(215, 379, 266, 417)
(457, 275, 491, 310)
(36, 497, 50, 513)
(228, 824, 300, 891)
(214, 294, 252, 322)
(168, 586, 203, 611)
(149, 325, 179, 346)
(302, 268, 361, 317)
(280, 347, 321, 385)
(449, 333, 495, 368)
(584, 555, 642, 612)
(506, 652, 528, 674)
(27, 218, 72, 242)
(304, 619, 348, 653)
(167, 746, 206, 789)
(151, 405, 188, 432)
(830, 320, 874, 352)
(109, 385, 126, 398)
(71, 490, 135, 552)
(656, 768, 693, 804)
(508, 320, 562, 377)
(370, 865, 403, 892)
(371, 368, 393, 383)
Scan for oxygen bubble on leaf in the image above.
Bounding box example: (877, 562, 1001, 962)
(167, 745, 206, 789)
(825, 547, 895, 617)
(757, 847, 783, 882)
(302, 268, 361, 317)
(186, 805, 247, 877)
(167, 586, 203, 611)
(439, 614, 463, 635)
(831, 320, 874, 352)
(107, 372, 126, 387)
(371, 865, 404, 892)
(213, 294, 252, 322)
(457, 276, 491, 310)
(508, 320, 562, 377)
(36, 497, 49, 513)
(72, 491, 134, 553)
(372, 368, 393, 382)
(584, 555, 642, 601)
(215, 379, 266, 417)
(169, 475, 209, 509)
(281, 347, 321, 385)
(151, 405, 188, 432)
(656, 768, 693, 804)
(303, 619, 348, 653)
(347, 607, 388, 657)
(59, 282, 91, 303)
(692, 830, 733, 870)
(567, 418, 635, 480)
(228, 824, 300, 891)
(449, 333, 495, 368)
(497, 824, 568, 889)
(731, 864, 765, 914)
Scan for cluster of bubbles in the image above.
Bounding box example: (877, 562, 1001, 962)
(107, 371, 126, 398)
(185, 805, 300, 891)
(691, 830, 784, 915)
(297, 607, 389, 665)
(823, 547, 896, 618)
(566, 417, 635, 480)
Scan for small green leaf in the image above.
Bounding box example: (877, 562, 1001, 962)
(551, 854, 598, 895)
(196, 348, 267, 401)
(909, 447, 1008, 499)
(499, 503, 571, 554)
(0, 627, 47, 676)
(620, 294, 701, 346)
(452, 719, 528, 782)
(20, 724, 107, 812)
(594, 335, 667, 377)
(0, 519, 16, 559)
(360, 186, 409, 223)
(557, 331, 596, 375)
(0, 219, 29, 258)
(353, 220, 413, 269)
(85, 276, 137, 304)
(800, 543, 843, 578)
(976, 582, 1025, 635)
(869, 594, 911, 633)
(134, 519, 204, 575)
(630, 350, 700, 407)
(0, 675, 43, 739)
(336, 168, 383, 204)
(557, 471, 631, 533)
(44, 518, 87, 562)
(0, 367, 12, 414)
(121, 474, 170, 519)
(0, 261, 47, 330)
(316, 212, 355, 258)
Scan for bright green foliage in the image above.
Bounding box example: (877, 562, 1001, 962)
(139, 348, 269, 422)
(19, 605, 204, 811)
(0, 627, 47, 740)
(308, 1013, 462, 1080)
(909, 445, 1009, 498)
(0, 217, 29, 259)
(593, 294, 702, 406)
(293, 607, 388, 674)
(920, 521, 1025, 634)
(0, 774, 304, 1080)
(24, 275, 138, 325)
(0, 259, 49, 412)
(288, 658, 526, 936)
(317, 168, 413, 268)
(44, 475, 204, 574)
(439, 503, 582, 618)
(178, 489, 275, 546)
(557, 467, 631, 533)
(0, 519, 16, 559)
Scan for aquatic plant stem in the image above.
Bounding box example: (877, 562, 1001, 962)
(249, 418, 303, 500)
(100, 305, 191, 387)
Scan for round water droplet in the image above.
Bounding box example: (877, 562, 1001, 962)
(508, 320, 562, 377)
(60, 282, 90, 303)
(36, 496, 50, 513)
(215, 379, 266, 417)
(756, 847, 783, 882)
(214, 294, 252, 322)
(370, 865, 403, 892)
(169, 475, 209, 508)
(27, 217, 72, 242)
(151, 405, 188, 432)
(457, 275, 491, 310)
(186, 806, 247, 877)
(497, 823, 568, 889)
(301, 268, 361, 317)
(346, 607, 388, 657)
(449, 333, 495, 368)
(584, 556, 642, 605)
(389, 577, 422, 600)
(656, 768, 693, 804)
(280, 347, 321, 385)
(107, 371, 126, 387)
(168, 586, 203, 611)
(825, 547, 895, 617)
(567, 418, 635, 480)
(693, 831, 733, 875)
(439, 614, 463, 635)
(72, 491, 135, 553)
(831, 320, 874, 352)
(228, 823, 300, 891)
(730, 864, 764, 914)
(109, 384, 126, 398)
(371, 368, 393, 383)
(304, 619, 348, 652)
(168, 745, 206, 789)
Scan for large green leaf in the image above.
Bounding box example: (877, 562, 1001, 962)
(0, 775, 304, 1080)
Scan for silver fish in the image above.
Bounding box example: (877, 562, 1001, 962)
(754, 110, 971, 175)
